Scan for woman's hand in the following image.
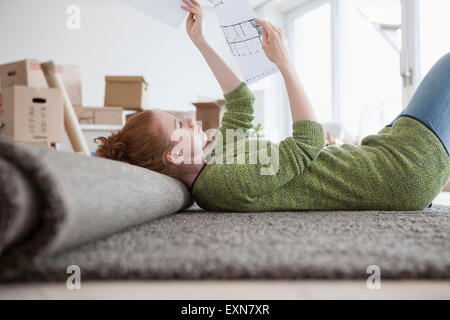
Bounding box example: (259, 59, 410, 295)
(254, 18, 292, 70)
(254, 19, 317, 122)
(181, 0, 206, 46)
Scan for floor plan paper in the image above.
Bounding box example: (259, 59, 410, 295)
(211, 0, 279, 83)
(121, 0, 188, 28)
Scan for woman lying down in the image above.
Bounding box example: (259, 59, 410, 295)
(95, 0, 450, 212)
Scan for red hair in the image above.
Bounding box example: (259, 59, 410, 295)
(94, 110, 173, 176)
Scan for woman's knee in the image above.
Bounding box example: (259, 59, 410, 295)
(433, 52, 450, 72)
(441, 52, 450, 63)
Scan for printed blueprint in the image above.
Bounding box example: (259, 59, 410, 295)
(211, 0, 279, 83)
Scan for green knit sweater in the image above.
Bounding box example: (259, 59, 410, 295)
(192, 83, 450, 212)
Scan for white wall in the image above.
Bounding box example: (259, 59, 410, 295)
(0, 0, 236, 111)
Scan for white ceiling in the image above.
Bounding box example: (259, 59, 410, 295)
(199, 0, 274, 9)
(249, 0, 270, 7)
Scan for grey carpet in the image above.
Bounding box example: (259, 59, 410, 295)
(14, 204, 450, 282)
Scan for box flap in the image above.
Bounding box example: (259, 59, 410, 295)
(192, 102, 224, 109)
(76, 106, 124, 112)
(105, 76, 148, 85)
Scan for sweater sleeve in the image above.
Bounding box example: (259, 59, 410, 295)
(285, 120, 326, 177)
(220, 82, 255, 135)
(249, 120, 325, 196)
(201, 120, 325, 208)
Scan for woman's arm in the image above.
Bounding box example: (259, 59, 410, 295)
(279, 63, 318, 122)
(195, 41, 243, 95)
(254, 18, 318, 123)
(182, 0, 254, 142)
(181, 0, 242, 95)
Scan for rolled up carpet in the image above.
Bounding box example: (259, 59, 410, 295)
(0, 139, 191, 280)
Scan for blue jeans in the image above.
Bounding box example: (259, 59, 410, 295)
(388, 52, 450, 155)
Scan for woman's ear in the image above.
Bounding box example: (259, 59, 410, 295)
(166, 143, 184, 165)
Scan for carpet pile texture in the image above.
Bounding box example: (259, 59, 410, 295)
(15, 204, 450, 281)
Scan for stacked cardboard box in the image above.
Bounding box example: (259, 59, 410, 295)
(1, 86, 63, 144)
(192, 99, 226, 131)
(0, 60, 64, 145)
(72, 73, 127, 126)
(104, 76, 149, 111)
(0, 60, 83, 107)
(163, 110, 196, 122)
(104, 76, 150, 125)
(0, 60, 48, 89)
(0, 78, 3, 133)
(0, 77, 3, 114)
(57, 64, 83, 107)
(74, 106, 123, 126)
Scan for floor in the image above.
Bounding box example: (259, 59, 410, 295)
(1, 192, 449, 300)
(434, 191, 450, 205)
(1, 280, 450, 300)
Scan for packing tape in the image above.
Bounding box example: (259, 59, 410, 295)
(29, 61, 42, 71)
(41, 61, 57, 75)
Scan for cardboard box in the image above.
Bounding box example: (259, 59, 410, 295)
(74, 106, 124, 125)
(0, 60, 83, 106)
(0, 60, 48, 89)
(192, 99, 226, 131)
(104, 76, 149, 110)
(0, 92, 3, 121)
(74, 106, 95, 124)
(95, 107, 123, 125)
(57, 64, 82, 107)
(0, 77, 3, 111)
(0, 86, 64, 143)
(163, 110, 196, 122)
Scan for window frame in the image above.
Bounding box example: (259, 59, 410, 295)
(284, 0, 421, 124)
(285, 0, 338, 122)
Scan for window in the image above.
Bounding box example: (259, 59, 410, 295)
(419, 0, 450, 78)
(287, 0, 448, 139)
(341, 0, 403, 137)
(292, 3, 333, 123)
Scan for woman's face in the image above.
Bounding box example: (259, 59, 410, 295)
(154, 111, 207, 166)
